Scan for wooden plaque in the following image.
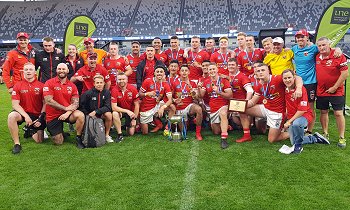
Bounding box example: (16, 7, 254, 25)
(229, 99, 247, 113)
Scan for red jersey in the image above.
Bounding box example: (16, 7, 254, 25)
(315, 50, 348, 97)
(127, 54, 141, 85)
(253, 75, 285, 113)
(172, 79, 197, 110)
(111, 84, 139, 111)
(164, 48, 186, 66)
(210, 50, 232, 76)
(141, 51, 167, 63)
(285, 87, 313, 124)
(201, 77, 231, 113)
(43, 77, 79, 122)
(2, 44, 35, 88)
(237, 49, 264, 76)
(234, 47, 245, 57)
(75, 64, 110, 94)
(140, 78, 172, 112)
(185, 50, 208, 81)
(202, 48, 219, 60)
(103, 56, 130, 89)
(249, 75, 263, 104)
(198, 76, 210, 105)
(143, 59, 157, 80)
(229, 71, 250, 100)
(11, 79, 44, 116)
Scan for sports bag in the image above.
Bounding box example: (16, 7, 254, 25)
(82, 115, 106, 148)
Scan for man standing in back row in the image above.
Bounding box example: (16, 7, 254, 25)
(315, 37, 348, 148)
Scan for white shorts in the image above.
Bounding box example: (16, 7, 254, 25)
(176, 103, 194, 121)
(259, 105, 283, 129)
(140, 104, 160, 124)
(210, 105, 228, 124)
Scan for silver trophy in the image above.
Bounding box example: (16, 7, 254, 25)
(168, 115, 183, 142)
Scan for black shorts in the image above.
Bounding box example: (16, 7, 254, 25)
(316, 96, 345, 111)
(13, 111, 46, 130)
(47, 118, 71, 136)
(121, 113, 132, 127)
(304, 83, 317, 102)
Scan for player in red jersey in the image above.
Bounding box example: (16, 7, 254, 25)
(315, 37, 349, 148)
(164, 36, 185, 67)
(185, 36, 209, 82)
(136, 45, 166, 89)
(71, 52, 111, 94)
(227, 58, 254, 143)
(210, 36, 232, 76)
(234, 32, 247, 56)
(246, 63, 303, 143)
(104, 42, 132, 89)
(43, 63, 85, 148)
(111, 73, 140, 140)
(8, 63, 46, 154)
(199, 63, 232, 149)
(197, 60, 211, 126)
(139, 66, 173, 134)
(202, 37, 218, 60)
(282, 69, 330, 154)
(172, 64, 203, 140)
(127, 41, 142, 86)
(167, 60, 180, 84)
(237, 35, 264, 77)
(3, 32, 35, 93)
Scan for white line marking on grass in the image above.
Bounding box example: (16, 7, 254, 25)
(180, 140, 199, 210)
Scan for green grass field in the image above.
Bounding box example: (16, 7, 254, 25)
(0, 72, 349, 210)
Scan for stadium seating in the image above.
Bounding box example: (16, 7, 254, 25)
(0, 0, 335, 39)
(34, 0, 95, 39)
(130, 0, 181, 36)
(92, 0, 137, 37)
(182, 0, 229, 34)
(282, 0, 330, 30)
(0, 2, 52, 39)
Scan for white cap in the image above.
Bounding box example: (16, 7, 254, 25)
(272, 37, 284, 44)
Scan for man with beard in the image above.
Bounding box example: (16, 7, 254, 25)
(3, 32, 35, 94)
(79, 37, 108, 65)
(35, 36, 65, 83)
(164, 36, 185, 67)
(111, 73, 140, 141)
(172, 64, 203, 140)
(139, 66, 172, 134)
(136, 45, 166, 89)
(8, 63, 46, 154)
(199, 63, 232, 149)
(103, 42, 132, 89)
(127, 41, 142, 87)
(43, 63, 85, 148)
(71, 52, 111, 94)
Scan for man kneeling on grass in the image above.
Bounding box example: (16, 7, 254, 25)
(282, 69, 330, 154)
(8, 62, 46, 154)
(111, 73, 140, 142)
(43, 63, 85, 148)
(139, 66, 173, 134)
(79, 74, 113, 143)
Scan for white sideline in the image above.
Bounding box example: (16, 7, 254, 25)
(179, 140, 199, 210)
